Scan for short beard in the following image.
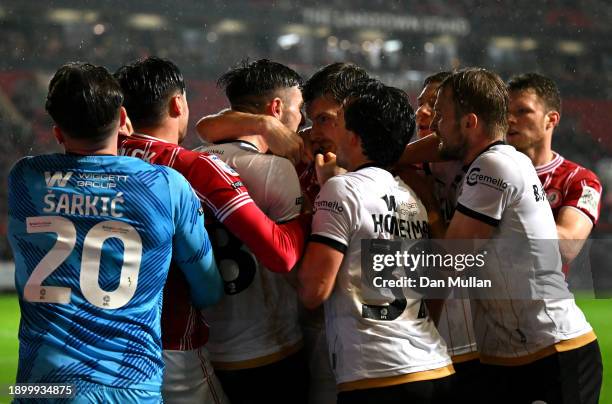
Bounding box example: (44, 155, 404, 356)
(439, 128, 468, 161)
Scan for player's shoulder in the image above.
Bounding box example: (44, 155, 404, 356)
(475, 143, 532, 174)
(191, 151, 242, 178)
(558, 156, 601, 185)
(9, 155, 35, 173)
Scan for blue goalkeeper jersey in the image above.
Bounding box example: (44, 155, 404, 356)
(7, 153, 222, 393)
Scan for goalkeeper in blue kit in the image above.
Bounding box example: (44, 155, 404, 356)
(7, 63, 223, 403)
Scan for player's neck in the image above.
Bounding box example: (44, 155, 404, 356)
(236, 134, 268, 153)
(136, 122, 180, 144)
(62, 135, 118, 156)
(525, 143, 554, 168)
(463, 136, 502, 166)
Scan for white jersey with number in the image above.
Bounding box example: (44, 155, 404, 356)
(456, 143, 593, 364)
(425, 161, 478, 359)
(312, 166, 452, 388)
(197, 141, 303, 368)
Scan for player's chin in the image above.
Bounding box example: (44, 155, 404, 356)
(417, 126, 433, 138)
(506, 132, 524, 147)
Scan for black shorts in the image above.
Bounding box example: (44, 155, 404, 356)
(479, 340, 603, 404)
(451, 358, 485, 404)
(215, 349, 309, 404)
(337, 375, 454, 404)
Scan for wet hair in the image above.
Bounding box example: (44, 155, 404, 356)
(507, 72, 561, 114)
(45, 62, 123, 141)
(217, 58, 302, 112)
(303, 62, 370, 105)
(439, 67, 509, 139)
(423, 71, 452, 87)
(344, 80, 415, 166)
(114, 56, 186, 128)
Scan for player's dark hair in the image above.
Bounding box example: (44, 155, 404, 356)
(218, 58, 302, 112)
(423, 71, 452, 87)
(507, 72, 562, 115)
(303, 62, 370, 105)
(114, 57, 186, 129)
(45, 62, 123, 141)
(440, 68, 509, 139)
(344, 80, 415, 166)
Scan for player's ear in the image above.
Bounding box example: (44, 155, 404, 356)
(462, 113, 478, 130)
(269, 97, 283, 120)
(119, 106, 127, 127)
(545, 110, 560, 130)
(53, 126, 64, 144)
(169, 93, 184, 117)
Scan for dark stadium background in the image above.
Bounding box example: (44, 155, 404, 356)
(0, 1, 610, 402)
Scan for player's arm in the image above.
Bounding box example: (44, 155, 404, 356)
(556, 207, 593, 264)
(394, 133, 445, 169)
(555, 172, 601, 264)
(196, 109, 304, 164)
(298, 241, 345, 309)
(394, 165, 446, 238)
(170, 170, 224, 309)
(446, 210, 495, 240)
(297, 176, 353, 308)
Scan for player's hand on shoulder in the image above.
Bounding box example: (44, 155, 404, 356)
(315, 152, 346, 186)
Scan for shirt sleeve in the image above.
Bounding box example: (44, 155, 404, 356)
(561, 168, 602, 224)
(188, 152, 310, 274)
(168, 168, 223, 309)
(456, 153, 520, 227)
(310, 176, 358, 254)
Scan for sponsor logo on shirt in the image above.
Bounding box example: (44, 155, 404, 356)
(44, 171, 73, 187)
(231, 181, 244, 189)
(207, 155, 239, 176)
(577, 185, 600, 218)
(466, 167, 508, 191)
(314, 199, 344, 213)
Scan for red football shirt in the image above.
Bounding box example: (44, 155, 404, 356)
(118, 133, 310, 350)
(536, 152, 602, 224)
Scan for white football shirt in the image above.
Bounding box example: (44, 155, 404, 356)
(456, 142, 592, 363)
(197, 141, 303, 367)
(312, 165, 452, 386)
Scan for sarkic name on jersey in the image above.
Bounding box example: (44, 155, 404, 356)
(43, 170, 127, 217)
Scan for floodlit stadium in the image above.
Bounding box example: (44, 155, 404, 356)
(0, 0, 610, 403)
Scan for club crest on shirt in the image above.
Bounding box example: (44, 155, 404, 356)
(206, 154, 239, 177)
(546, 188, 562, 208)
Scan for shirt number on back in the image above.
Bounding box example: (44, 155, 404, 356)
(24, 216, 142, 309)
(208, 223, 256, 295)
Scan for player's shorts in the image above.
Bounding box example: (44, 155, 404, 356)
(451, 358, 484, 404)
(162, 346, 229, 404)
(215, 349, 310, 404)
(479, 339, 602, 404)
(42, 385, 161, 404)
(336, 374, 454, 404)
(302, 317, 337, 404)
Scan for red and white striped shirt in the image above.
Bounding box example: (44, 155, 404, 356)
(118, 133, 310, 350)
(536, 152, 602, 225)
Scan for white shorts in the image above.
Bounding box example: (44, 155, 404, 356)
(162, 346, 230, 404)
